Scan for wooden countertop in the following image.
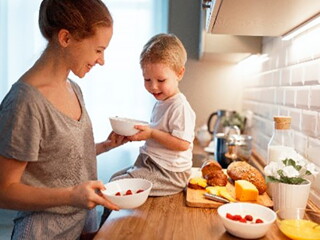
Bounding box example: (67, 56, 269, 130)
(94, 143, 317, 240)
(94, 191, 289, 240)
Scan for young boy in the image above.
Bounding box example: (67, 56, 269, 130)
(100, 33, 195, 225)
(112, 33, 196, 195)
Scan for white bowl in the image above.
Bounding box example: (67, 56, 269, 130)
(217, 202, 276, 239)
(101, 178, 153, 209)
(109, 117, 148, 136)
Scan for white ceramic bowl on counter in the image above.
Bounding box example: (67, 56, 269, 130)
(109, 116, 149, 136)
(101, 178, 153, 209)
(217, 202, 276, 239)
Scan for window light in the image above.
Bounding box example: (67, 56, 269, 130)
(282, 14, 320, 41)
(237, 54, 269, 66)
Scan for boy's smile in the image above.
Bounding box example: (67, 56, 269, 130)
(142, 63, 184, 101)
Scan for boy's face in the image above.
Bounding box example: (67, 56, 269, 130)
(142, 63, 184, 101)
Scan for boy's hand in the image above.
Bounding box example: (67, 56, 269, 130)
(127, 125, 152, 141)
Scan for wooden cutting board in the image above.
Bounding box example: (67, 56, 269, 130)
(185, 168, 273, 208)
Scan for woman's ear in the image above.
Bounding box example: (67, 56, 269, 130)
(57, 29, 71, 47)
(177, 67, 185, 80)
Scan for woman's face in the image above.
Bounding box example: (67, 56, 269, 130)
(142, 63, 184, 101)
(66, 26, 113, 78)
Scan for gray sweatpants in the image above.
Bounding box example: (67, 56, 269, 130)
(111, 153, 191, 196)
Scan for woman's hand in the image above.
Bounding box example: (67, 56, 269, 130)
(96, 131, 128, 155)
(69, 180, 119, 211)
(127, 125, 152, 141)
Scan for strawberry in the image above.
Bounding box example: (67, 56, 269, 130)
(233, 215, 242, 221)
(255, 218, 264, 223)
(239, 218, 247, 223)
(115, 192, 121, 196)
(125, 190, 133, 195)
(226, 213, 234, 220)
(136, 189, 144, 193)
(244, 215, 253, 221)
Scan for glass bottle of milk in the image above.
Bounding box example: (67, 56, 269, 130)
(267, 116, 294, 197)
(267, 116, 295, 164)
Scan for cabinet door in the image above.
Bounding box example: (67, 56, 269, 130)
(168, 0, 205, 60)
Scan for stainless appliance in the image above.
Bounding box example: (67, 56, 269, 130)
(214, 131, 252, 168)
(207, 110, 236, 137)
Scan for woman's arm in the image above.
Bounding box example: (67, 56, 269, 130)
(96, 131, 128, 155)
(0, 156, 119, 211)
(127, 125, 190, 151)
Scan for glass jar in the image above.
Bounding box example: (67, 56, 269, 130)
(267, 116, 295, 164)
(267, 116, 295, 197)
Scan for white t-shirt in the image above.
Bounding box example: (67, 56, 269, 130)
(140, 92, 196, 172)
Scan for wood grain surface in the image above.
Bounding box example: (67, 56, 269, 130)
(94, 192, 289, 240)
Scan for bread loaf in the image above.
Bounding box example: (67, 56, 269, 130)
(201, 160, 227, 187)
(201, 160, 222, 179)
(227, 161, 267, 194)
(206, 171, 228, 186)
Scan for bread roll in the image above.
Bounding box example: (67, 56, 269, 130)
(201, 160, 222, 179)
(227, 161, 267, 194)
(201, 160, 227, 187)
(206, 171, 228, 186)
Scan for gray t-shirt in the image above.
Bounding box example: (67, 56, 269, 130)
(0, 80, 97, 214)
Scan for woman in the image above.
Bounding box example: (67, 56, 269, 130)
(0, 0, 124, 239)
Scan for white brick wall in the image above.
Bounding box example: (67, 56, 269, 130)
(242, 24, 320, 207)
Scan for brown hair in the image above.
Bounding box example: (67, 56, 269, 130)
(39, 0, 113, 41)
(140, 33, 187, 74)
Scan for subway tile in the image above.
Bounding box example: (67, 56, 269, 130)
(306, 137, 320, 166)
(275, 88, 284, 105)
(281, 68, 291, 86)
(295, 86, 309, 109)
(244, 26, 320, 207)
(270, 105, 281, 120)
(301, 110, 317, 137)
(278, 45, 287, 68)
(272, 71, 281, 86)
(293, 131, 307, 156)
(318, 113, 320, 138)
(288, 109, 301, 131)
(262, 88, 276, 104)
(286, 41, 297, 66)
(260, 72, 273, 87)
(291, 65, 304, 85)
(294, 32, 315, 63)
(307, 27, 320, 59)
(278, 106, 290, 116)
(304, 59, 320, 85)
(284, 87, 295, 107)
(310, 86, 320, 110)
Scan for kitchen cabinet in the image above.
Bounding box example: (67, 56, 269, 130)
(168, 0, 204, 60)
(205, 0, 320, 36)
(168, 0, 262, 62)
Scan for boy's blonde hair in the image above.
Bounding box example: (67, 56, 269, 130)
(140, 33, 187, 74)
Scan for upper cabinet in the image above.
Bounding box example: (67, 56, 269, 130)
(205, 0, 320, 36)
(168, 0, 204, 59)
(168, 0, 261, 62)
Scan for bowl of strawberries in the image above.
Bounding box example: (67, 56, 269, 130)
(101, 178, 153, 209)
(217, 202, 276, 239)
